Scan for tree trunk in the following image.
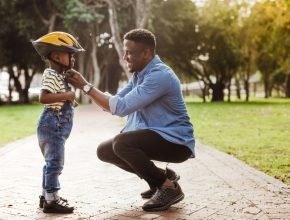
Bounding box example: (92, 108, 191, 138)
(264, 76, 269, 98)
(9, 68, 23, 103)
(235, 76, 241, 99)
(285, 73, 290, 98)
(244, 79, 249, 102)
(76, 52, 85, 103)
(135, 0, 152, 28)
(227, 81, 231, 102)
(11, 68, 36, 104)
(8, 73, 13, 103)
(82, 57, 93, 104)
(211, 82, 224, 102)
(106, 0, 130, 80)
(98, 45, 122, 94)
(91, 25, 101, 89)
(33, 0, 58, 33)
(48, 14, 56, 32)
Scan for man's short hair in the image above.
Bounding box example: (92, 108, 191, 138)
(124, 29, 156, 53)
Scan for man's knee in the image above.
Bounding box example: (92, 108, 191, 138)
(96, 140, 112, 162)
(112, 133, 130, 156)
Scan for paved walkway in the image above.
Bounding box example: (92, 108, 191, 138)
(0, 105, 289, 220)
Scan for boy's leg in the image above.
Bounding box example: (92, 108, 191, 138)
(42, 165, 46, 196)
(39, 137, 73, 213)
(37, 109, 74, 213)
(41, 139, 64, 201)
(39, 165, 46, 208)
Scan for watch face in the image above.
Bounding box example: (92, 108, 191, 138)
(83, 84, 92, 93)
(84, 85, 89, 92)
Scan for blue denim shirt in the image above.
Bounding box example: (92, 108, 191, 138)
(109, 55, 195, 155)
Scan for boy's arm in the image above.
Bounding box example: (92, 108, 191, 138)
(39, 90, 75, 104)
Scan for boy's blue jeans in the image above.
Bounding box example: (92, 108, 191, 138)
(37, 102, 73, 194)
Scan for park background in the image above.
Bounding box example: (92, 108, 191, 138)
(0, 0, 289, 186)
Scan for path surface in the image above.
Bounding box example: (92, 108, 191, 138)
(0, 105, 289, 220)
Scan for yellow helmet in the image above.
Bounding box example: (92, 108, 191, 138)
(32, 31, 85, 58)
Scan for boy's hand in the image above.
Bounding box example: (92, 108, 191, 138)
(65, 91, 76, 102)
(65, 69, 88, 89)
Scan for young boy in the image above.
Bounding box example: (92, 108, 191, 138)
(32, 31, 84, 213)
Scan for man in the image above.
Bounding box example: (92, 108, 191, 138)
(66, 29, 195, 212)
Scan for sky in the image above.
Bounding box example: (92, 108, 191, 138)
(191, 0, 265, 7)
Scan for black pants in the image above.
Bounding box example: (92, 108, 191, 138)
(97, 129, 192, 187)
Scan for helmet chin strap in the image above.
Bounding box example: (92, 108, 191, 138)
(48, 54, 71, 72)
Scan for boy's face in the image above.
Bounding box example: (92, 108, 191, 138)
(51, 51, 75, 68)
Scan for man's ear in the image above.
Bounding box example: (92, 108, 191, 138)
(143, 48, 152, 60)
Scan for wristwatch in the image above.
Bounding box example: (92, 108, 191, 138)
(82, 83, 93, 94)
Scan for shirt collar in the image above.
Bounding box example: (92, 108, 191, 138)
(134, 55, 161, 79)
(45, 68, 57, 73)
(45, 68, 64, 77)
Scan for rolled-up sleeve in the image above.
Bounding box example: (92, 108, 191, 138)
(109, 95, 119, 114)
(112, 70, 170, 117)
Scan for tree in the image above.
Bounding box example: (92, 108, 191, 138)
(194, 0, 242, 102)
(150, 0, 201, 94)
(105, 0, 152, 80)
(33, 0, 66, 32)
(249, 0, 289, 98)
(0, 0, 46, 103)
(64, 0, 104, 89)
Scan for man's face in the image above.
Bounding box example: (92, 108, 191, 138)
(123, 39, 148, 73)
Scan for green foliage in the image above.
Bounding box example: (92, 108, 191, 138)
(246, 0, 290, 95)
(198, 0, 243, 83)
(64, 0, 104, 27)
(150, 0, 199, 80)
(187, 98, 290, 185)
(0, 0, 289, 101)
(0, 0, 45, 70)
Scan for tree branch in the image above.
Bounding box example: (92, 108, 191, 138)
(33, 0, 49, 26)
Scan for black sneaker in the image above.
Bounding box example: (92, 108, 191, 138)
(165, 167, 180, 182)
(39, 195, 45, 208)
(141, 187, 157, 199)
(43, 197, 74, 213)
(142, 182, 184, 211)
(141, 167, 180, 199)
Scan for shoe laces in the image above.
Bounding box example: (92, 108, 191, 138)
(152, 187, 170, 202)
(56, 197, 69, 207)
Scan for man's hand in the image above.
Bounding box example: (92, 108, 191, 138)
(65, 69, 111, 112)
(65, 69, 88, 89)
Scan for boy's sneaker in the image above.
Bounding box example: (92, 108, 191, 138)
(39, 195, 45, 208)
(141, 167, 180, 199)
(142, 182, 184, 211)
(43, 197, 74, 213)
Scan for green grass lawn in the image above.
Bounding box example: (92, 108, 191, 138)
(187, 98, 290, 185)
(0, 98, 289, 185)
(0, 104, 42, 147)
